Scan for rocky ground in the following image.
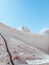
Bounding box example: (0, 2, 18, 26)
(0, 23, 49, 65)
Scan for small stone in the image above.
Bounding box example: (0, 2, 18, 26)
(12, 54, 19, 60)
(7, 61, 10, 64)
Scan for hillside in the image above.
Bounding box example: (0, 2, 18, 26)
(0, 23, 49, 65)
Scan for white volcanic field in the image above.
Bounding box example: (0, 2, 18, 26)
(0, 23, 49, 65)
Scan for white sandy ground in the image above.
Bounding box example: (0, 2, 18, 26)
(0, 23, 49, 65)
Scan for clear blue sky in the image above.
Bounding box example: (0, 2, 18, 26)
(0, 0, 49, 33)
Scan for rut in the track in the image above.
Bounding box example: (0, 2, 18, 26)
(0, 33, 14, 65)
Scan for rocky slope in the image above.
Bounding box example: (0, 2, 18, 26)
(0, 23, 49, 65)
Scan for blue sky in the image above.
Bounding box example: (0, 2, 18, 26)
(0, 0, 49, 33)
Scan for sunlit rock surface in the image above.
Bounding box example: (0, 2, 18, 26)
(0, 23, 49, 65)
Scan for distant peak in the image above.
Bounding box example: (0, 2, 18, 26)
(0, 23, 3, 25)
(17, 26, 30, 32)
(0, 23, 7, 27)
(0, 23, 5, 25)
